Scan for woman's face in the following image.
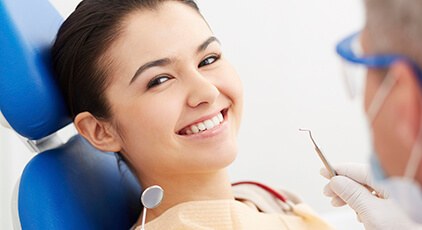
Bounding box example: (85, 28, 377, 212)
(104, 1, 243, 181)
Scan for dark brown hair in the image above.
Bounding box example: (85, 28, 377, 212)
(52, 0, 200, 120)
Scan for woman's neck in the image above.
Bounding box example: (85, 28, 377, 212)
(138, 169, 234, 223)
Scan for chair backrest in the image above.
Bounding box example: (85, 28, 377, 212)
(0, 0, 142, 229)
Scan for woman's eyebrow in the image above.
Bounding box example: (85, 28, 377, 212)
(129, 36, 220, 85)
(130, 58, 171, 85)
(197, 36, 220, 53)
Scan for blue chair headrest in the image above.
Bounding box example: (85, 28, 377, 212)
(0, 0, 71, 140)
(1, 2, 143, 228)
(19, 135, 142, 229)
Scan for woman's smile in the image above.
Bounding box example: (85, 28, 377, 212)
(177, 108, 228, 135)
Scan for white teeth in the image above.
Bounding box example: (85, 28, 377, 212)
(197, 122, 206, 131)
(218, 113, 223, 122)
(191, 125, 199, 134)
(212, 116, 220, 125)
(204, 120, 214, 129)
(185, 112, 224, 135)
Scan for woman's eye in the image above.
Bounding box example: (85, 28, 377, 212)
(198, 54, 220, 68)
(147, 75, 171, 89)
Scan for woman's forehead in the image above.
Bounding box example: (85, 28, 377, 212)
(118, 2, 211, 50)
(104, 1, 213, 85)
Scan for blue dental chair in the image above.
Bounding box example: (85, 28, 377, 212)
(0, 0, 142, 229)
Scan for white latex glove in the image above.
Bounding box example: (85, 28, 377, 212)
(321, 163, 422, 230)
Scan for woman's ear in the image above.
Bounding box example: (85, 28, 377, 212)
(74, 112, 122, 153)
(390, 61, 422, 148)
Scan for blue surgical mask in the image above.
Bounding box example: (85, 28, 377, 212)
(369, 151, 386, 181)
(366, 71, 422, 223)
(369, 144, 422, 224)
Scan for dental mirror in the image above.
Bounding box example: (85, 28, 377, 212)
(140, 185, 164, 230)
(141, 185, 164, 208)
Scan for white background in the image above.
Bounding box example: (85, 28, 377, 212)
(0, 0, 369, 229)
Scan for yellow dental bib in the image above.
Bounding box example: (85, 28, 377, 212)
(134, 183, 334, 230)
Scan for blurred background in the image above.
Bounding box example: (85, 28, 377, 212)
(0, 0, 368, 229)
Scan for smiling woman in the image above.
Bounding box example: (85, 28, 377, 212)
(51, 0, 333, 229)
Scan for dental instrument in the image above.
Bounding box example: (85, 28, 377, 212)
(299, 129, 337, 178)
(140, 185, 164, 230)
(299, 129, 383, 198)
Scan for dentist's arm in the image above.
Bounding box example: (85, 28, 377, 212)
(321, 163, 421, 230)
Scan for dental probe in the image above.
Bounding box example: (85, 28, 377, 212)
(299, 129, 384, 198)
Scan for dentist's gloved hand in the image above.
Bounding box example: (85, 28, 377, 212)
(321, 163, 421, 230)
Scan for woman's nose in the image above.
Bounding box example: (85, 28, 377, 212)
(186, 71, 220, 108)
